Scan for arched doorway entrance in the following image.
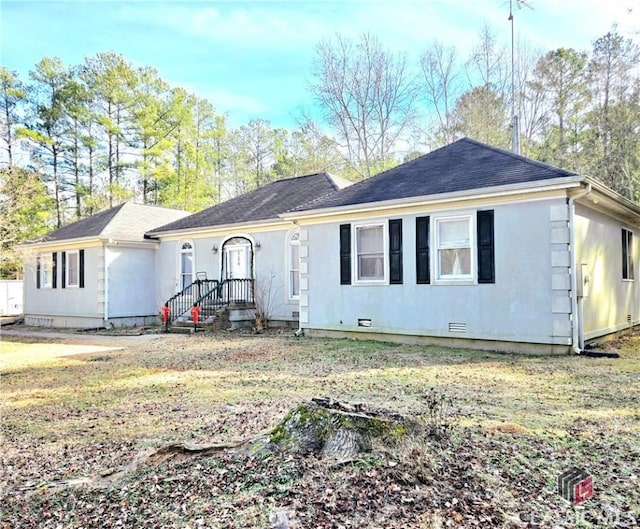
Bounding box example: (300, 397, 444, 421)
(220, 236, 255, 305)
(221, 236, 253, 280)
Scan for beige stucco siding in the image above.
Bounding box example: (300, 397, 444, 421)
(575, 203, 640, 339)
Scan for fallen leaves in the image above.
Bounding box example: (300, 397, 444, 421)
(1, 330, 639, 527)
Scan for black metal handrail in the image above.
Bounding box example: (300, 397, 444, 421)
(163, 278, 255, 329)
(218, 278, 255, 306)
(191, 278, 255, 311)
(164, 279, 219, 325)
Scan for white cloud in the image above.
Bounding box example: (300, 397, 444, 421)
(120, 3, 331, 51)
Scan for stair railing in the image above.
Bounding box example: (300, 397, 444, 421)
(163, 278, 256, 330)
(164, 279, 219, 326)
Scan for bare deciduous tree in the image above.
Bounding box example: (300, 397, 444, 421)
(310, 33, 418, 179)
(420, 41, 461, 145)
(466, 24, 510, 95)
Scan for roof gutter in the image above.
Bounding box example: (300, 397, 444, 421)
(569, 183, 592, 355)
(146, 218, 292, 239)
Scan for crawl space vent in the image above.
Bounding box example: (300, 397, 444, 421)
(628, 314, 632, 324)
(358, 318, 372, 327)
(448, 322, 467, 333)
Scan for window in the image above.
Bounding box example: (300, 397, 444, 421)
(623, 228, 634, 280)
(435, 215, 473, 281)
(66, 251, 79, 287)
(37, 253, 54, 289)
(180, 241, 193, 289)
(355, 223, 386, 282)
(289, 231, 300, 299)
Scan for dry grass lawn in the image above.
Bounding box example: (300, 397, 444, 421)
(1, 329, 639, 528)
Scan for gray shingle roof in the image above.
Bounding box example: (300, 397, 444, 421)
(35, 202, 189, 243)
(296, 138, 578, 211)
(148, 172, 344, 234)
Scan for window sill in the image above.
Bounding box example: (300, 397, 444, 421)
(353, 279, 387, 286)
(433, 278, 476, 286)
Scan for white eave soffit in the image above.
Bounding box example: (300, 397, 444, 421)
(579, 178, 640, 225)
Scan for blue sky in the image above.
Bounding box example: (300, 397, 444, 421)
(1, 0, 638, 129)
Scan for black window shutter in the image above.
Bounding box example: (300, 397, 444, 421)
(79, 249, 85, 288)
(416, 216, 430, 284)
(61, 251, 66, 288)
(339, 224, 351, 285)
(52, 252, 57, 289)
(389, 219, 403, 284)
(36, 255, 41, 289)
(477, 210, 495, 284)
(629, 232, 634, 279)
(622, 229, 628, 279)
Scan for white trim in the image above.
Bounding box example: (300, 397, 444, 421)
(287, 229, 301, 301)
(66, 250, 80, 288)
(220, 233, 256, 280)
(21, 237, 158, 251)
(281, 178, 585, 221)
(39, 253, 53, 289)
(178, 240, 195, 290)
(148, 219, 292, 240)
(353, 221, 388, 285)
(622, 227, 635, 281)
(432, 212, 476, 284)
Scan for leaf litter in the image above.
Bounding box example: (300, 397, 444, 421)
(1, 329, 639, 528)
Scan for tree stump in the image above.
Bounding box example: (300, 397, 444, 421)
(265, 397, 414, 460)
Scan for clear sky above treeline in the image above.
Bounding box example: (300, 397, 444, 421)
(2, 0, 638, 128)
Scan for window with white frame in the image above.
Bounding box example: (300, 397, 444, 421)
(355, 223, 386, 282)
(180, 241, 194, 289)
(289, 231, 300, 299)
(66, 250, 79, 287)
(622, 228, 634, 280)
(435, 215, 473, 280)
(40, 253, 53, 288)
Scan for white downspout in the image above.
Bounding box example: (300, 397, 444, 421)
(104, 244, 109, 327)
(568, 183, 591, 354)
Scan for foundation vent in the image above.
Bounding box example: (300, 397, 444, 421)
(448, 322, 467, 333)
(628, 314, 632, 324)
(292, 311, 299, 318)
(358, 318, 372, 327)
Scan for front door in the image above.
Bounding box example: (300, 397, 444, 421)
(225, 244, 250, 279)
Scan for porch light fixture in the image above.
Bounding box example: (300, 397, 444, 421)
(212, 245, 218, 254)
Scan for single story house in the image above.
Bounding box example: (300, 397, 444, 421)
(20, 202, 189, 328)
(21, 172, 348, 329)
(282, 138, 640, 354)
(20, 139, 639, 353)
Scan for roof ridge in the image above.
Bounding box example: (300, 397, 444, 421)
(119, 201, 188, 214)
(284, 172, 349, 212)
(460, 137, 578, 176)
